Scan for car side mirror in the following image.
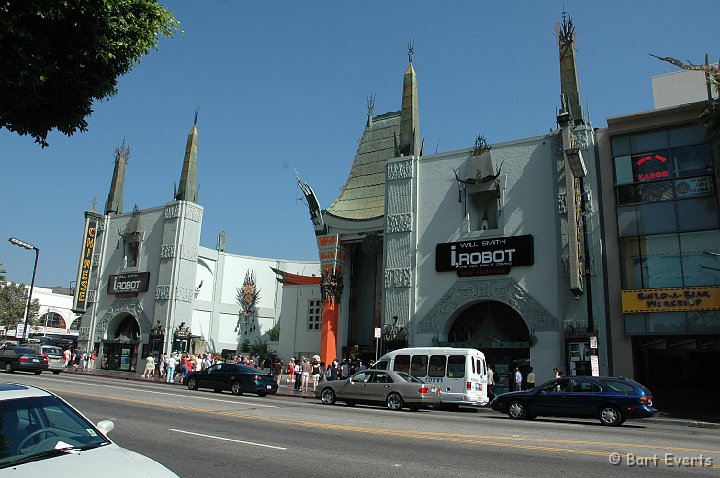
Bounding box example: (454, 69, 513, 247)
(96, 420, 115, 435)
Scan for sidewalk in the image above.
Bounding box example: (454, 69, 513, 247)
(63, 368, 720, 428)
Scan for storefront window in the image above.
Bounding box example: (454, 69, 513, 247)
(620, 237, 643, 289)
(636, 202, 677, 235)
(630, 131, 667, 153)
(676, 197, 719, 231)
(639, 234, 681, 288)
(680, 231, 720, 286)
(673, 144, 714, 177)
(613, 155, 633, 184)
(687, 311, 720, 333)
(624, 313, 647, 334)
(647, 312, 685, 333)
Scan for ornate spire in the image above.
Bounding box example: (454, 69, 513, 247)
(399, 43, 420, 157)
(105, 140, 129, 215)
(366, 94, 375, 127)
(175, 114, 199, 203)
(555, 12, 584, 125)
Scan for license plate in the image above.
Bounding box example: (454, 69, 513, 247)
(266, 385, 272, 389)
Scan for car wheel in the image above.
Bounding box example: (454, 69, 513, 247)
(320, 387, 336, 405)
(507, 400, 527, 420)
(231, 381, 244, 395)
(4, 362, 13, 373)
(386, 392, 404, 411)
(187, 377, 199, 390)
(599, 405, 623, 426)
(257, 392, 267, 397)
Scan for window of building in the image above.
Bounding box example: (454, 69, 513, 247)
(620, 231, 720, 289)
(40, 312, 66, 329)
(307, 299, 322, 330)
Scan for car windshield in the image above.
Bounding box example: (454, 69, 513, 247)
(395, 372, 423, 383)
(0, 395, 110, 468)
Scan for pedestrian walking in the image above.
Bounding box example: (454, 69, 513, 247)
(514, 367, 522, 391)
(88, 351, 96, 371)
(526, 367, 536, 390)
(487, 366, 495, 395)
(166, 353, 176, 383)
(143, 355, 155, 378)
(293, 359, 303, 391)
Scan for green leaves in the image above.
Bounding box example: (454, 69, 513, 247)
(0, 0, 179, 147)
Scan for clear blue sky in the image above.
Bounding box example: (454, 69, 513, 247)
(1, 0, 718, 287)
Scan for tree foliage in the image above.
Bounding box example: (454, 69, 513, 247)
(0, 0, 179, 147)
(0, 283, 40, 331)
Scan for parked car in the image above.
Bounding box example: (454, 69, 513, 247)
(0, 346, 49, 375)
(315, 369, 442, 411)
(20, 343, 65, 374)
(489, 376, 657, 426)
(184, 363, 278, 396)
(0, 383, 178, 475)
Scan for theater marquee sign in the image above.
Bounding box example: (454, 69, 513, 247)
(435, 235, 534, 276)
(107, 272, 151, 298)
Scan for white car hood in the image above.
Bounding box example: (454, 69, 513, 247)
(0, 443, 178, 477)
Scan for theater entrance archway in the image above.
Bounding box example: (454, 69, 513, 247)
(101, 313, 140, 372)
(445, 300, 530, 394)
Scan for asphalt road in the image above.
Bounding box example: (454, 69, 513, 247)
(4, 373, 720, 478)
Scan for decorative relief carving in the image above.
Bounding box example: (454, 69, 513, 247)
(175, 286, 195, 303)
(180, 245, 198, 261)
(78, 327, 90, 340)
(418, 278, 558, 333)
(160, 244, 175, 258)
(92, 254, 100, 266)
(155, 285, 195, 302)
(573, 128, 590, 151)
(155, 285, 172, 300)
(387, 160, 413, 180)
(557, 192, 567, 215)
(386, 213, 413, 233)
(185, 205, 203, 222)
(87, 289, 96, 303)
(384, 268, 411, 288)
(97, 302, 150, 338)
(164, 204, 181, 219)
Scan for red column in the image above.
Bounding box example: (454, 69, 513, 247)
(320, 300, 338, 365)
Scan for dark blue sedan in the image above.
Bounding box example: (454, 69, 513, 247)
(489, 376, 657, 426)
(184, 363, 278, 397)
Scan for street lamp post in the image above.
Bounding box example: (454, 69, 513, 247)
(8, 237, 39, 341)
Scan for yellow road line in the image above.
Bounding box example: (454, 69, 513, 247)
(53, 387, 720, 467)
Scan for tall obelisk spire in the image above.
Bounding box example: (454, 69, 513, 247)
(104, 141, 129, 215)
(399, 40, 421, 157)
(175, 111, 199, 202)
(557, 12, 584, 125)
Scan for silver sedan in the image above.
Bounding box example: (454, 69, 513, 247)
(314, 369, 442, 411)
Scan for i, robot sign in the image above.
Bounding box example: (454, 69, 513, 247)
(435, 235, 534, 276)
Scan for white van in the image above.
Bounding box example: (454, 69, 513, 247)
(374, 347, 489, 407)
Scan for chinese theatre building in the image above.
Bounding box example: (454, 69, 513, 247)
(598, 66, 720, 405)
(299, 16, 609, 389)
(73, 118, 320, 373)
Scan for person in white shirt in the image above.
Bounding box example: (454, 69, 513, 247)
(514, 367, 522, 391)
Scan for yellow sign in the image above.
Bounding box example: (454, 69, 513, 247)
(621, 287, 720, 313)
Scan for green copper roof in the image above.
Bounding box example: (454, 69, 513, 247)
(326, 111, 401, 221)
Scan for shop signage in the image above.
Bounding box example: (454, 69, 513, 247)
(435, 235, 533, 276)
(634, 153, 670, 182)
(675, 176, 713, 199)
(621, 286, 720, 313)
(107, 272, 150, 297)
